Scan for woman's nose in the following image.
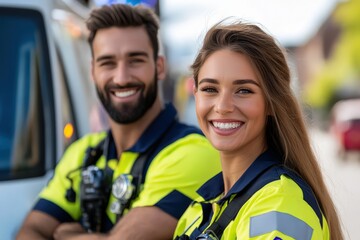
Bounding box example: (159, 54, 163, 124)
(215, 93, 235, 114)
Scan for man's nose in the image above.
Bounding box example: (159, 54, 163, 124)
(113, 62, 131, 84)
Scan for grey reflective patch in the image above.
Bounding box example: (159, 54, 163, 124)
(250, 211, 313, 240)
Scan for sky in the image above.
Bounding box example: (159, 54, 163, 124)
(160, 0, 340, 72)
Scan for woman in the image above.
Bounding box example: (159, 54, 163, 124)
(173, 20, 343, 240)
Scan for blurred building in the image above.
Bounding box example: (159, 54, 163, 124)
(288, 3, 342, 94)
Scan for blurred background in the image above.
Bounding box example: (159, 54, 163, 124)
(0, 0, 359, 239)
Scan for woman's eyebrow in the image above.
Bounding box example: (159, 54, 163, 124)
(198, 78, 218, 85)
(198, 78, 260, 87)
(233, 79, 260, 86)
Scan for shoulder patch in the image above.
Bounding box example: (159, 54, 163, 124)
(250, 211, 313, 240)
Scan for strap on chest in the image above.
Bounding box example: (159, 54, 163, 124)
(203, 165, 281, 239)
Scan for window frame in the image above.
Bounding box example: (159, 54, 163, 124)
(0, 6, 55, 181)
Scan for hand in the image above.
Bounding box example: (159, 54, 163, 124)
(53, 222, 85, 240)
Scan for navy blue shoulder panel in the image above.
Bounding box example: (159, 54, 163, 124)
(259, 166, 323, 227)
(155, 190, 193, 219)
(277, 167, 323, 226)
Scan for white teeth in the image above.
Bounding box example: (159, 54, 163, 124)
(213, 122, 241, 129)
(114, 89, 136, 98)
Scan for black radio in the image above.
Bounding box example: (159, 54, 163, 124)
(80, 165, 110, 232)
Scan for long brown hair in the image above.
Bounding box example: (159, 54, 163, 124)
(192, 20, 343, 240)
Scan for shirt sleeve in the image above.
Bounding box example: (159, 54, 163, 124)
(233, 175, 329, 240)
(132, 134, 221, 219)
(34, 133, 106, 222)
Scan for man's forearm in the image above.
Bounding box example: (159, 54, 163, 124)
(53, 232, 107, 240)
(16, 228, 50, 240)
(53, 222, 108, 240)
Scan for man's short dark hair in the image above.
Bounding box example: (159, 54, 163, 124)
(86, 4, 160, 59)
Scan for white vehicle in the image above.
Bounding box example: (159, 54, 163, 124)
(0, 0, 107, 238)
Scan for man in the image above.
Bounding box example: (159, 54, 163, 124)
(16, 4, 220, 240)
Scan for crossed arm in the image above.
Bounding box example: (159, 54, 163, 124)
(17, 206, 177, 240)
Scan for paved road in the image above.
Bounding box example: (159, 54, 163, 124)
(310, 128, 360, 240)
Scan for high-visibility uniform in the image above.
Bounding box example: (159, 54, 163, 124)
(33, 103, 221, 232)
(174, 149, 330, 240)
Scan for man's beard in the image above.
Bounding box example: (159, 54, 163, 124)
(96, 73, 158, 124)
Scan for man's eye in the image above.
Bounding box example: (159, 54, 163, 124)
(130, 58, 144, 64)
(99, 61, 115, 67)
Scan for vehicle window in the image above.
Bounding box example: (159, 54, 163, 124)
(0, 7, 54, 180)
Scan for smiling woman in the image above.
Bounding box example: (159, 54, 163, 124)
(173, 20, 344, 240)
(195, 49, 267, 156)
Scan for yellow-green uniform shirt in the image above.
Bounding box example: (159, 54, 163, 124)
(174, 149, 330, 240)
(33, 103, 221, 232)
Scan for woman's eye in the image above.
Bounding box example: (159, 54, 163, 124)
(238, 88, 253, 94)
(200, 87, 217, 93)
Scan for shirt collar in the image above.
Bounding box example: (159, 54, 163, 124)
(197, 149, 282, 202)
(106, 103, 177, 159)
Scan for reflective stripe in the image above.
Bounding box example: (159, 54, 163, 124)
(250, 211, 313, 240)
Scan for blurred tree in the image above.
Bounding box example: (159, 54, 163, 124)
(305, 0, 360, 110)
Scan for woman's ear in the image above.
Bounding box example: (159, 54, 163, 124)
(191, 77, 197, 95)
